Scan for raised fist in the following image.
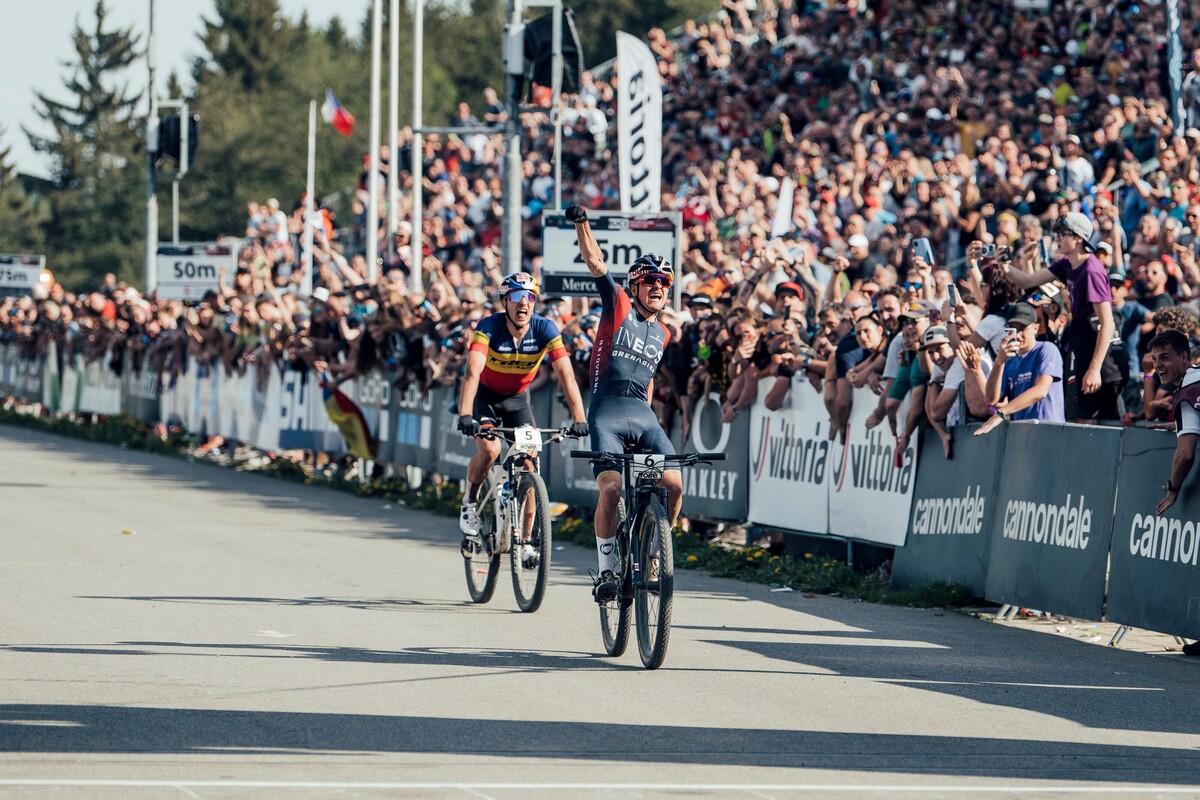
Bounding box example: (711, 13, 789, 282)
(565, 205, 588, 223)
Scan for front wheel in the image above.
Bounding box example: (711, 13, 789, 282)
(635, 495, 673, 670)
(511, 472, 551, 612)
(463, 478, 501, 603)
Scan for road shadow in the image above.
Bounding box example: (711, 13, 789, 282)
(0, 703, 1194, 783)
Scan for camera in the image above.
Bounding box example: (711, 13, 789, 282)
(980, 243, 996, 258)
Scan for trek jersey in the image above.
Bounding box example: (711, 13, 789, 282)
(589, 272, 671, 403)
(469, 312, 567, 396)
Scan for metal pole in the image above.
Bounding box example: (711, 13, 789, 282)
(387, 0, 399, 240)
(303, 100, 316, 297)
(171, 180, 179, 244)
(366, 0, 383, 284)
(412, 0, 425, 287)
(503, 0, 524, 275)
(551, 0, 563, 210)
(1167, 0, 1186, 133)
(144, 0, 158, 292)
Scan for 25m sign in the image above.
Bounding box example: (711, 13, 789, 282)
(156, 243, 236, 300)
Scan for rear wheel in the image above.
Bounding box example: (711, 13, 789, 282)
(635, 495, 673, 670)
(511, 472, 551, 612)
(599, 499, 631, 657)
(463, 478, 501, 603)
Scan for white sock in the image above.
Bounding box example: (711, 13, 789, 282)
(596, 536, 615, 574)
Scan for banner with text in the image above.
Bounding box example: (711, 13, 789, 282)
(892, 425, 1007, 596)
(983, 422, 1120, 621)
(0, 254, 44, 297)
(616, 31, 662, 213)
(748, 377, 832, 535)
(1108, 428, 1200, 640)
(670, 392, 750, 521)
(156, 243, 235, 301)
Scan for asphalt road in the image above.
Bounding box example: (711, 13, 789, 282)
(1, 425, 1199, 800)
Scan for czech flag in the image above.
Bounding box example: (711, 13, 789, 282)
(321, 90, 355, 137)
(319, 373, 375, 459)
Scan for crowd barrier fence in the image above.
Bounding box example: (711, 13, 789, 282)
(2, 344, 1198, 641)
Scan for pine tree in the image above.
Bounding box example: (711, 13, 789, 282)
(0, 130, 45, 254)
(197, 0, 293, 93)
(25, 0, 144, 288)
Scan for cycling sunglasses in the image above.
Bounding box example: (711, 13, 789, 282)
(634, 274, 673, 288)
(505, 290, 538, 304)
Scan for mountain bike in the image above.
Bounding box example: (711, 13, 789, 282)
(569, 449, 726, 669)
(463, 425, 579, 612)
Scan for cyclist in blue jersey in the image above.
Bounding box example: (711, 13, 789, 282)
(565, 205, 683, 602)
(457, 272, 589, 556)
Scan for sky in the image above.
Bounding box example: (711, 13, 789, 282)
(1, 1, 348, 179)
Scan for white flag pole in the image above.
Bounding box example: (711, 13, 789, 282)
(412, 0, 425, 289)
(366, 0, 383, 284)
(303, 100, 316, 297)
(387, 0, 399, 241)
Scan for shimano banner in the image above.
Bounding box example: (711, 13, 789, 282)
(983, 422, 1120, 620)
(670, 392, 749, 521)
(748, 378, 832, 535)
(435, 385, 476, 480)
(1108, 428, 1200, 640)
(892, 426, 1006, 596)
(616, 31, 662, 213)
(387, 381, 437, 471)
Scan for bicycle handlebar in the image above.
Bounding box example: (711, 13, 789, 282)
(477, 426, 585, 442)
(570, 450, 727, 464)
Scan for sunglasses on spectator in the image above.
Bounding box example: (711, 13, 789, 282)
(902, 282, 923, 290)
(505, 290, 537, 304)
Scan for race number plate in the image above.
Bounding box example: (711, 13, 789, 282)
(513, 426, 543, 450)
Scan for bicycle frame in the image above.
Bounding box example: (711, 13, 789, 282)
(475, 426, 566, 553)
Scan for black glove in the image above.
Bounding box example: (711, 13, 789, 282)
(458, 415, 480, 437)
(569, 420, 590, 438)
(565, 205, 588, 223)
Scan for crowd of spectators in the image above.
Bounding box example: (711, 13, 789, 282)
(7, 0, 1200, 454)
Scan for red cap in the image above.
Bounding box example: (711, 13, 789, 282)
(774, 281, 804, 300)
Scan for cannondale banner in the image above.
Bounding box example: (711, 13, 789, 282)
(616, 31, 661, 213)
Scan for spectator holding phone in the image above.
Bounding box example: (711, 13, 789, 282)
(975, 301, 1065, 436)
(1001, 212, 1123, 423)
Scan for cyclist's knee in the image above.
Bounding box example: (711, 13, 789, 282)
(660, 469, 683, 495)
(478, 437, 502, 460)
(596, 474, 622, 507)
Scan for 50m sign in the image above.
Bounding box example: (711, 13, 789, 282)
(156, 243, 235, 300)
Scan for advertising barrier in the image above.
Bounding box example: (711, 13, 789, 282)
(387, 380, 438, 472)
(670, 392, 750, 521)
(828, 388, 919, 547)
(748, 377, 831, 535)
(748, 381, 918, 546)
(0, 344, 43, 401)
(1108, 428, 1200, 640)
(892, 425, 1006, 596)
(983, 422, 1120, 621)
(435, 385, 476, 480)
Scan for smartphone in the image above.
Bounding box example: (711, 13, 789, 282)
(1003, 326, 1018, 340)
(979, 243, 996, 258)
(913, 237, 935, 264)
(1038, 237, 1051, 265)
(947, 283, 959, 308)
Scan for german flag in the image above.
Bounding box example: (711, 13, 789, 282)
(320, 373, 375, 459)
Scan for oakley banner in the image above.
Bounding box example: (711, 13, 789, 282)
(983, 422, 1120, 621)
(669, 391, 750, 521)
(892, 425, 1006, 597)
(1108, 428, 1200, 640)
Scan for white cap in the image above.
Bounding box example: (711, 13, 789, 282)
(311, 286, 330, 303)
(848, 233, 870, 250)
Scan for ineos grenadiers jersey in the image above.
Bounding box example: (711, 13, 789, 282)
(469, 312, 567, 396)
(589, 272, 670, 402)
